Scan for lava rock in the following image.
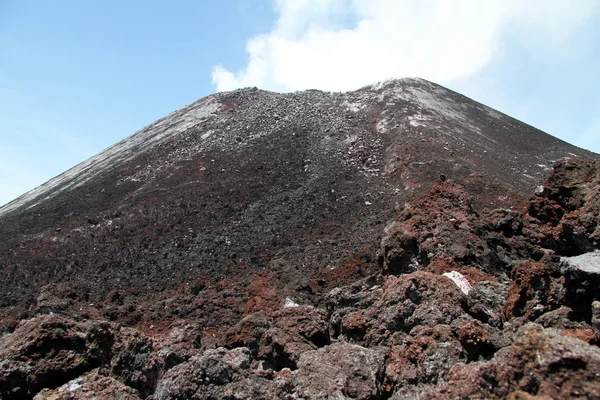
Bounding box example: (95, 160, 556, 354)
(152, 347, 253, 400)
(422, 323, 600, 399)
(465, 280, 510, 325)
(258, 305, 329, 369)
(0, 315, 113, 399)
(502, 261, 564, 321)
(108, 327, 162, 398)
(339, 272, 468, 346)
(292, 343, 388, 400)
(384, 325, 465, 398)
(33, 370, 141, 400)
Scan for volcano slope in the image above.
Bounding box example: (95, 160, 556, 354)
(1, 78, 600, 399)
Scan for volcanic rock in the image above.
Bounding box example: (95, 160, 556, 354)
(292, 343, 388, 400)
(33, 370, 141, 400)
(0, 315, 112, 399)
(422, 324, 600, 399)
(152, 347, 255, 399)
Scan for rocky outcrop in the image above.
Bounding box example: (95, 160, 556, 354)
(292, 343, 387, 399)
(152, 347, 256, 400)
(422, 324, 600, 399)
(0, 315, 171, 399)
(525, 159, 600, 255)
(33, 370, 141, 400)
(257, 305, 329, 369)
(0, 316, 111, 399)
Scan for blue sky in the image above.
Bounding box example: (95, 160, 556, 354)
(1, 0, 599, 206)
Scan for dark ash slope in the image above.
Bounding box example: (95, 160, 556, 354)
(0, 78, 596, 312)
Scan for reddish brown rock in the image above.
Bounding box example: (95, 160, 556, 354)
(560, 328, 599, 345)
(245, 273, 291, 315)
(422, 324, 600, 399)
(224, 311, 273, 354)
(502, 261, 564, 321)
(456, 320, 493, 361)
(34, 284, 82, 316)
(379, 183, 486, 273)
(422, 257, 493, 283)
(384, 325, 465, 398)
(152, 322, 203, 370)
(338, 272, 467, 346)
(524, 159, 600, 255)
(257, 305, 329, 369)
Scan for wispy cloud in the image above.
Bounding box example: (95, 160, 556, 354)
(212, 0, 599, 92)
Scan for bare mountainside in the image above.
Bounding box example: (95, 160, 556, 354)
(0, 78, 594, 299)
(1, 78, 600, 399)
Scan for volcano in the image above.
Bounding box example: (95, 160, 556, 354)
(1, 78, 599, 399)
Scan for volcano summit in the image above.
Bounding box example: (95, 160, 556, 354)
(1, 78, 599, 399)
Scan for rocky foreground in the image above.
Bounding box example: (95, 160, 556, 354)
(1, 158, 599, 399)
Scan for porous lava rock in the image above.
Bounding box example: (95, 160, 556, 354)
(224, 311, 273, 354)
(292, 343, 388, 400)
(338, 272, 468, 346)
(257, 305, 329, 369)
(383, 325, 465, 398)
(525, 159, 600, 255)
(33, 370, 141, 400)
(502, 261, 565, 321)
(107, 326, 162, 398)
(152, 347, 263, 400)
(465, 280, 510, 325)
(422, 324, 600, 399)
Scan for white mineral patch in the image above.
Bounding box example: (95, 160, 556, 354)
(64, 379, 84, 392)
(562, 250, 600, 274)
(442, 271, 472, 295)
(283, 297, 299, 308)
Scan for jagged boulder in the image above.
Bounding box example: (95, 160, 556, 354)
(524, 159, 600, 255)
(0, 315, 115, 399)
(258, 305, 329, 369)
(292, 343, 388, 400)
(108, 326, 163, 398)
(338, 272, 468, 346)
(153, 323, 203, 371)
(502, 261, 565, 321)
(33, 370, 141, 400)
(224, 311, 273, 354)
(422, 323, 600, 399)
(152, 347, 256, 399)
(465, 280, 510, 325)
(383, 325, 465, 398)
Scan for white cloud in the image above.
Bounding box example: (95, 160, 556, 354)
(212, 0, 599, 92)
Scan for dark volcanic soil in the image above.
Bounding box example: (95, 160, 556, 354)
(0, 78, 599, 399)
